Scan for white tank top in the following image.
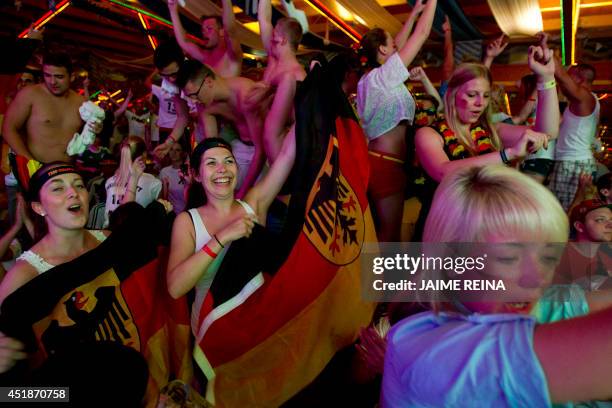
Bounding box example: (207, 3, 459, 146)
(555, 93, 600, 161)
(17, 230, 107, 275)
(187, 200, 256, 335)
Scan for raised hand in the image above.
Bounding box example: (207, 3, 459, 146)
(129, 156, 146, 182)
(442, 15, 451, 33)
(535, 31, 549, 49)
(486, 34, 508, 58)
(412, 0, 425, 16)
(409, 66, 426, 81)
(528, 45, 555, 79)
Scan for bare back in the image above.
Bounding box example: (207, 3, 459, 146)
(26, 84, 84, 162)
(368, 122, 409, 158)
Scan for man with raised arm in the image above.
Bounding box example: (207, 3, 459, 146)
(255, 0, 307, 164)
(2, 52, 95, 164)
(167, 0, 242, 79)
(549, 58, 600, 210)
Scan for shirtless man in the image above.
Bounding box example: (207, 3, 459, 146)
(3, 52, 88, 164)
(256, 0, 307, 163)
(177, 60, 265, 198)
(168, 0, 242, 78)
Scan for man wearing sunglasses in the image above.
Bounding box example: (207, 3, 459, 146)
(177, 60, 266, 199)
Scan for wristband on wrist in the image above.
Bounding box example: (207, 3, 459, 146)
(202, 244, 217, 259)
(213, 234, 225, 248)
(536, 79, 556, 91)
(167, 136, 176, 144)
(500, 149, 511, 165)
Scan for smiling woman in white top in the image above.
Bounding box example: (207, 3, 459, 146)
(166, 130, 295, 329)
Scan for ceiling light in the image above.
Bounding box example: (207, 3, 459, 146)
(335, 2, 354, 21)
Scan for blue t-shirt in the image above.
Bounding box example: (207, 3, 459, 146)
(532, 284, 589, 324)
(382, 312, 550, 407)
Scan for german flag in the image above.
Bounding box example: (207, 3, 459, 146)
(192, 62, 377, 406)
(0, 203, 192, 407)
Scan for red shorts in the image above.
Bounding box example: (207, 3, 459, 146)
(367, 150, 407, 200)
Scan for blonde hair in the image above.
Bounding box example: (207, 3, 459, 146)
(115, 136, 146, 193)
(444, 63, 502, 154)
(424, 165, 569, 243)
(420, 165, 568, 310)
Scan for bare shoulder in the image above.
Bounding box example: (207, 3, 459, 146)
(415, 126, 444, 146)
(173, 211, 195, 237)
(13, 84, 40, 102)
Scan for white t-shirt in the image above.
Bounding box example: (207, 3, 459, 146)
(125, 110, 150, 138)
(152, 83, 178, 129)
(159, 165, 187, 213)
(104, 172, 162, 226)
(356, 52, 415, 141)
(555, 93, 600, 161)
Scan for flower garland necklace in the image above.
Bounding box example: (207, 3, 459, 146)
(435, 119, 496, 159)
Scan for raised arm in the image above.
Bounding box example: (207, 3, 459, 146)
(410, 66, 443, 111)
(395, 0, 425, 50)
(554, 56, 596, 115)
(2, 87, 35, 159)
(246, 124, 296, 219)
(397, 0, 437, 67)
(262, 72, 296, 162)
(496, 45, 559, 147)
(220, 0, 243, 63)
(258, 0, 274, 55)
(529, 45, 559, 139)
(483, 34, 508, 69)
(236, 112, 266, 199)
(113, 89, 132, 120)
(168, 0, 206, 62)
(442, 15, 454, 82)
